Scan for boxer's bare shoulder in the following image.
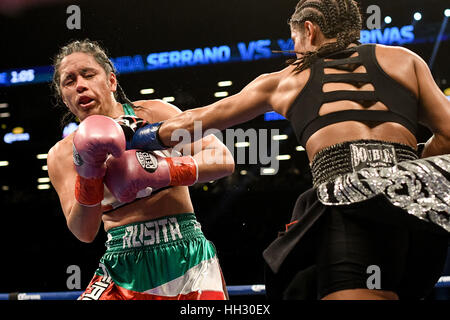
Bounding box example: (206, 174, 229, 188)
(133, 99, 182, 123)
(47, 132, 75, 176)
(47, 132, 78, 217)
(48, 132, 75, 170)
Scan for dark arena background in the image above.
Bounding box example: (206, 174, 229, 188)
(0, 0, 449, 303)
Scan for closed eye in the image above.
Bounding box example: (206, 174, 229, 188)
(63, 77, 74, 86)
(81, 68, 97, 78)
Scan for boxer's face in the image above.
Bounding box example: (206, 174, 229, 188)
(58, 52, 117, 121)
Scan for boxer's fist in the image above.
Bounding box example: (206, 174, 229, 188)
(114, 115, 167, 151)
(73, 115, 126, 179)
(114, 114, 169, 151)
(130, 122, 167, 151)
(105, 150, 198, 203)
(114, 115, 149, 149)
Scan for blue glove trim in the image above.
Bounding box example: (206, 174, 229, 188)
(130, 122, 168, 151)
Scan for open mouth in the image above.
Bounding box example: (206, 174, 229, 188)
(78, 96, 95, 108)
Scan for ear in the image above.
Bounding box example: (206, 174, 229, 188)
(303, 21, 317, 43)
(108, 72, 118, 92)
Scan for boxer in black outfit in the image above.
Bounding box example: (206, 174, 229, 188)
(124, 0, 450, 300)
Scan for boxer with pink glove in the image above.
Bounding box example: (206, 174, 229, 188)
(72, 115, 126, 206)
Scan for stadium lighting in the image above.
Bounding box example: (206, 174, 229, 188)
(276, 155, 292, 161)
(273, 134, 288, 141)
(218, 81, 232, 87)
(162, 96, 175, 102)
(214, 91, 229, 98)
(261, 168, 276, 175)
(140, 88, 154, 95)
(235, 142, 250, 148)
(414, 12, 422, 21)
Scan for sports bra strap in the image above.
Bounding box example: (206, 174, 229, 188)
(323, 56, 362, 68)
(122, 103, 136, 116)
(323, 90, 377, 103)
(323, 73, 371, 83)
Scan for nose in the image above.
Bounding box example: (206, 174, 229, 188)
(76, 76, 88, 93)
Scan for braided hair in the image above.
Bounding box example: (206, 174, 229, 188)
(288, 0, 363, 73)
(52, 39, 137, 126)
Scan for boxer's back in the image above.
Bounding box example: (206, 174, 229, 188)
(272, 44, 423, 161)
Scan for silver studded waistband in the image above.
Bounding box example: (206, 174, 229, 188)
(317, 154, 450, 232)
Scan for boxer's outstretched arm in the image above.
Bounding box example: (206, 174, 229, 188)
(47, 137, 103, 243)
(136, 99, 236, 181)
(105, 100, 235, 203)
(158, 72, 279, 147)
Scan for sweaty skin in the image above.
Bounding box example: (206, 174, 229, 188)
(47, 52, 234, 243)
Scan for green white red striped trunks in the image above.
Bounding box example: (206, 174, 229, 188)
(79, 213, 227, 300)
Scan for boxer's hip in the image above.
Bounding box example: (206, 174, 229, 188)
(310, 139, 419, 186)
(311, 140, 450, 232)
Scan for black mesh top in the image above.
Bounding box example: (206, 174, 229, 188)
(286, 44, 419, 147)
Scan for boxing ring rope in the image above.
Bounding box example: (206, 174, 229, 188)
(0, 280, 449, 300)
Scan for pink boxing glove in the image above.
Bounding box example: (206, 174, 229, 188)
(72, 115, 126, 206)
(73, 115, 126, 178)
(104, 150, 198, 203)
